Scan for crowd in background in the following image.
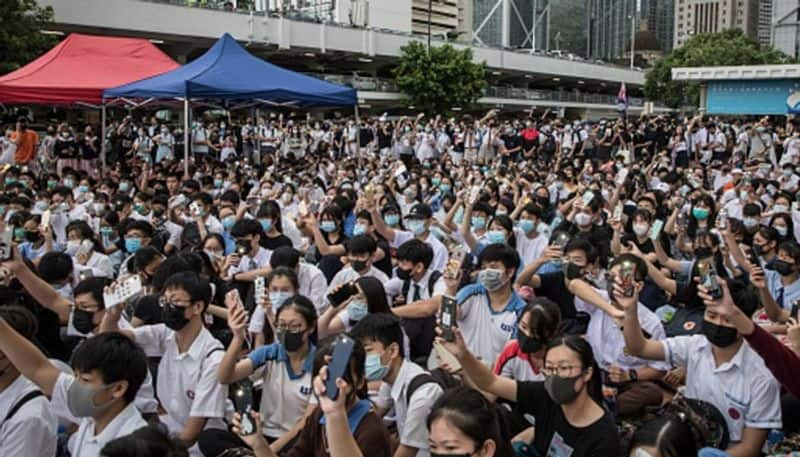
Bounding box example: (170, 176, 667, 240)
(0, 107, 800, 457)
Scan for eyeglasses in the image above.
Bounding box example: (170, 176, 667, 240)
(542, 365, 582, 377)
(276, 322, 305, 333)
(159, 296, 192, 307)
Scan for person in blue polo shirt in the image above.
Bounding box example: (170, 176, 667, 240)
(202, 293, 318, 456)
(456, 244, 526, 366)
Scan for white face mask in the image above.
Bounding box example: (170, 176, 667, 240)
(632, 223, 650, 237)
(574, 212, 592, 226)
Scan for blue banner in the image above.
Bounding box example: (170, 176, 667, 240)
(706, 79, 800, 115)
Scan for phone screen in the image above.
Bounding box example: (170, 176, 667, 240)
(326, 335, 355, 400)
(440, 296, 458, 342)
(328, 283, 357, 307)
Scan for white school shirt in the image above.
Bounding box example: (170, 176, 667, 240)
(0, 375, 57, 457)
(384, 268, 448, 304)
(325, 266, 390, 311)
(663, 335, 782, 442)
(515, 228, 548, 267)
(379, 360, 442, 456)
(456, 283, 527, 366)
(52, 372, 147, 457)
(297, 262, 329, 313)
(574, 290, 670, 372)
(247, 343, 317, 439)
(764, 269, 800, 310)
(391, 229, 449, 273)
(132, 325, 228, 435)
(229, 247, 273, 275)
(74, 251, 114, 279)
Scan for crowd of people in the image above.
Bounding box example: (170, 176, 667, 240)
(1, 107, 800, 457)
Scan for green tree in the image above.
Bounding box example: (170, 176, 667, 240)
(549, 0, 585, 55)
(645, 29, 793, 108)
(0, 0, 57, 74)
(392, 41, 487, 115)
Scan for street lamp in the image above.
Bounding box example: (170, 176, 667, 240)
(428, 0, 434, 53)
(629, 13, 636, 69)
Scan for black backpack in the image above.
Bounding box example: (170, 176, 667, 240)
(542, 134, 557, 155)
(405, 368, 461, 405)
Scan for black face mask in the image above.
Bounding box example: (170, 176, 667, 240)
(72, 309, 96, 335)
(752, 244, 765, 257)
(25, 230, 41, 243)
(152, 208, 165, 218)
(396, 267, 412, 281)
(772, 259, 796, 276)
(564, 262, 584, 280)
(280, 330, 305, 352)
(352, 260, 368, 272)
(536, 196, 550, 207)
(162, 302, 191, 331)
(702, 320, 739, 348)
(694, 247, 713, 259)
(517, 331, 545, 354)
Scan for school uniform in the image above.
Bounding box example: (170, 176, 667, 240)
(764, 270, 800, 310)
(515, 229, 549, 267)
(0, 375, 57, 457)
(133, 325, 228, 455)
(662, 335, 782, 442)
(456, 283, 527, 366)
(229, 247, 273, 275)
(52, 372, 147, 457)
(247, 343, 317, 439)
(325, 266, 390, 310)
(493, 340, 544, 382)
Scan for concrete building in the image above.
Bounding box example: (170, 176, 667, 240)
(772, 0, 800, 57)
(586, 0, 639, 61)
(646, 0, 675, 53)
(760, 0, 774, 46)
(673, 0, 759, 48)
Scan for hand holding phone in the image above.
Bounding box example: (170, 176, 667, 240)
(328, 283, 357, 307)
(440, 296, 458, 342)
(326, 334, 355, 400)
(232, 381, 256, 436)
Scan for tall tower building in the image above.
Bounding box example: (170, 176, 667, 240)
(760, 0, 774, 46)
(585, 0, 639, 60)
(772, 0, 800, 57)
(673, 0, 760, 48)
(471, 0, 550, 49)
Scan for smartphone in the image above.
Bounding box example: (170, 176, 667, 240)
(326, 334, 355, 400)
(612, 204, 623, 220)
(649, 219, 664, 241)
(231, 380, 256, 436)
(328, 283, 357, 307)
(78, 269, 94, 281)
(469, 185, 481, 203)
(698, 260, 723, 299)
(40, 210, 51, 231)
(0, 227, 12, 261)
(254, 277, 266, 302)
(551, 232, 570, 248)
(791, 300, 800, 320)
(103, 275, 143, 309)
(440, 295, 458, 342)
(298, 201, 309, 217)
(446, 250, 466, 280)
(169, 194, 189, 209)
(582, 191, 595, 207)
(620, 260, 636, 297)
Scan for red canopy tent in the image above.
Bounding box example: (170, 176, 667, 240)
(0, 33, 179, 105)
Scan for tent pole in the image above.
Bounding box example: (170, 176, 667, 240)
(100, 101, 107, 177)
(354, 104, 361, 169)
(184, 98, 190, 179)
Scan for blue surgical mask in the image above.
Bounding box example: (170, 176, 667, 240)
(519, 219, 536, 234)
(353, 223, 367, 236)
(406, 219, 426, 236)
(125, 237, 142, 253)
(487, 230, 506, 244)
(119, 182, 130, 192)
(471, 216, 486, 230)
(364, 352, 389, 381)
(77, 185, 89, 193)
(320, 221, 337, 233)
(259, 218, 273, 233)
(384, 214, 400, 227)
(222, 216, 236, 231)
(269, 291, 291, 312)
(213, 178, 223, 188)
(346, 300, 369, 322)
(440, 184, 451, 193)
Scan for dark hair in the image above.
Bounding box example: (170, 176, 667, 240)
(521, 297, 562, 342)
(124, 220, 155, 239)
(163, 271, 212, 309)
(313, 335, 368, 400)
(230, 219, 263, 239)
(543, 335, 603, 405)
(191, 192, 213, 207)
(270, 246, 301, 270)
(38, 252, 74, 283)
(100, 424, 189, 457)
(133, 246, 163, 275)
(151, 255, 194, 292)
(477, 244, 521, 272)
(0, 305, 38, 341)
(396, 239, 434, 269)
(71, 333, 148, 403)
(629, 416, 698, 457)
(355, 276, 391, 314)
(778, 240, 800, 264)
(256, 200, 284, 233)
(66, 220, 102, 251)
(490, 214, 517, 249)
(345, 235, 377, 256)
(268, 266, 299, 290)
(564, 238, 598, 264)
(350, 313, 404, 355)
(276, 294, 318, 345)
(74, 277, 113, 310)
(426, 386, 515, 457)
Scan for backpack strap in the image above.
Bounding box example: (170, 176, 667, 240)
(405, 373, 439, 405)
(2, 390, 44, 424)
(427, 270, 442, 296)
(401, 278, 410, 301)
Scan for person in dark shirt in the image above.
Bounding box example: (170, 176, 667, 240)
(439, 331, 621, 457)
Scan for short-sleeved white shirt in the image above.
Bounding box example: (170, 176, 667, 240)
(385, 360, 443, 455)
(575, 290, 670, 372)
(384, 268, 448, 304)
(662, 335, 782, 442)
(325, 266, 390, 310)
(247, 343, 317, 438)
(0, 375, 57, 457)
(456, 283, 527, 366)
(391, 229, 449, 273)
(297, 262, 328, 314)
(52, 372, 147, 457)
(229, 247, 273, 275)
(514, 229, 548, 267)
(132, 324, 228, 434)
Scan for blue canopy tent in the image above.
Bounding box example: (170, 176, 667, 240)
(104, 33, 357, 175)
